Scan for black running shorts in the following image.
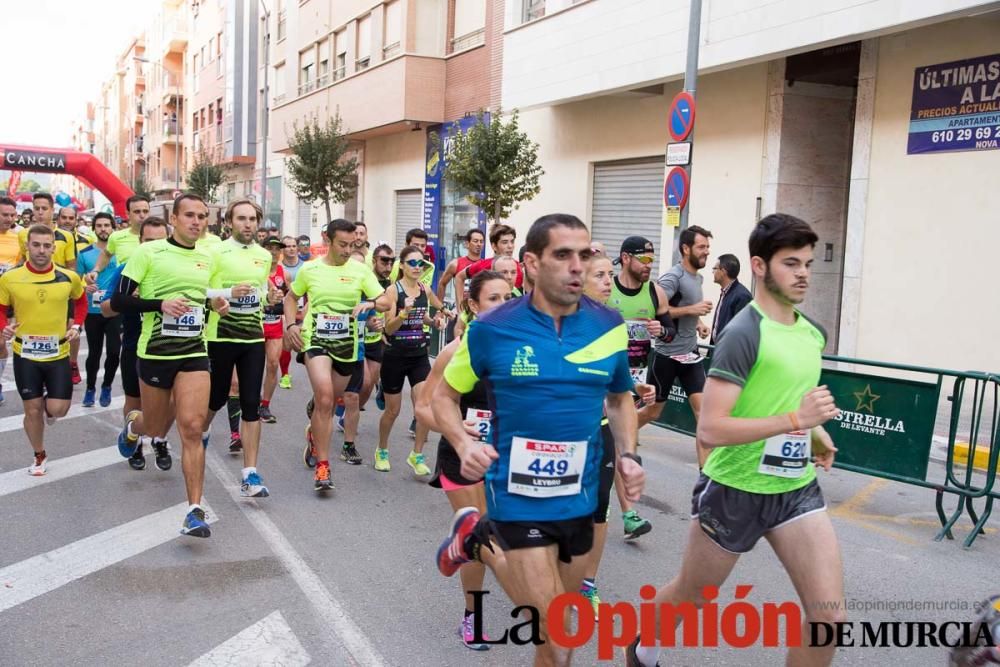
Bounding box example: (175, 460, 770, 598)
(648, 351, 706, 402)
(486, 516, 594, 564)
(379, 352, 430, 395)
(595, 423, 616, 524)
(13, 355, 72, 401)
(138, 356, 210, 390)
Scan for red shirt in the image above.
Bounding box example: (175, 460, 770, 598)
(465, 256, 523, 288)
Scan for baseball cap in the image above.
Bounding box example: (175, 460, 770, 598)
(263, 235, 283, 247)
(614, 236, 654, 264)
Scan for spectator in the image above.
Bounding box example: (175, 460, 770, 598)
(710, 253, 752, 344)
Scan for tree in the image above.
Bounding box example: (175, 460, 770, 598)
(131, 172, 153, 199)
(186, 149, 226, 203)
(285, 112, 358, 224)
(19, 178, 43, 193)
(443, 109, 543, 226)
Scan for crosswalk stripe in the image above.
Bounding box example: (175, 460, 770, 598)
(188, 611, 310, 667)
(0, 395, 124, 433)
(0, 501, 218, 614)
(0, 445, 121, 498)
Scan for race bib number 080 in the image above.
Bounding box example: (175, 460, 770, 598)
(228, 291, 259, 314)
(508, 436, 586, 498)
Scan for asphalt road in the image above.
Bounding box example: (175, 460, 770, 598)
(1, 345, 998, 666)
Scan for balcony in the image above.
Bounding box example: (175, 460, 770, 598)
(161, 169, 180, 184)
(451, 29, 484, 52)
(163, 120, 183, 143)
(272, 54, 446, 150)
(160, 17, 187, 56)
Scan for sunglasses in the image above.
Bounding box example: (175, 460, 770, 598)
(403, 258, 424, 268)
(628, 253, 655, 265)
(377, 256, 396, 263)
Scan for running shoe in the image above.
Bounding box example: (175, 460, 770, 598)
(341, 444, 362, 465)
(82, 388, 96, 407)
(28, 452, 47, 476)
(241, 471, 270, 498)
(229, 433, 243, 454)
(70, 363, 81, 385)
(624, 635, 659, 667)
(279, 374, 292, 389)
(374, 447, 390, 472)
(152, 441, 172, 471)
(436, 506, 480, 577)
(407, 451, 430, 476)
(408, 417, 417, 437)
(623, 510, 652, 540)
(335, 415, 345, 432)
(99, 386, 112, 407)
(128, 443, 146, 471)
(305, 397, 314, 419)
(259, 404, 277, 423)
(314, 462, 334, 491)
(375, 384, 385, 410)
(580, 583, 601, 620)
(118, 409, 142, 458)
(180, 507, 211, 538)
(461, 615, 491, 651)
(303, 425, 317, 468)
(202, 430, 211, 448)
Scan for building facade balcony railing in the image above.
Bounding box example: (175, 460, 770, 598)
(297, 79, 315, 96)
(383, 42, 401, 59)
(450, 29, 485, 52)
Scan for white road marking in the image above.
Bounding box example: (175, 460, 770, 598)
(188, 610, 310, 667)
(205, 450, 385, 667)
(0, 446, 121, 499)
(0, 501, 218, 613)
(0, 395, 124, 433)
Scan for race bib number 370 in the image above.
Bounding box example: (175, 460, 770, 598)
(508, 436, 586, 498)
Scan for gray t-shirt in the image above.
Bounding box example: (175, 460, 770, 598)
(654, 263, 703, 356)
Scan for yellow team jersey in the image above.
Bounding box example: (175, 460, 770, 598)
(17, 226, 78, 268)
(0, 230, 19, 274)
(0, 264, 84, 361)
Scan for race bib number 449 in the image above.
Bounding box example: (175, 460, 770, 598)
(508, 436, 587, 498)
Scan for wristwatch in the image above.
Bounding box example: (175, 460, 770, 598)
(620, 452, 642, 466)
(285, 322, 301, 331)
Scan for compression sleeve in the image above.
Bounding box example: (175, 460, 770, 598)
(73, 294, 87, 326)
(111, 275, 163, 313)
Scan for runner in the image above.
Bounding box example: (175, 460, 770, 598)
(454, 254, 518, 339)
(357, 243, 393, 413)
(0, 196, 21, 406)
(296, 235, 313, 262)
(283, 219, 391, 491)
(453, 224, 523, 303)
(17, 193, 77, 271)
(352, 221, 372, 264)
(0, 224, 87, 476)
(415, 270, 511, 650)
(259, 236, 288, 423)
(76, 212, 121, 407)
(85, 195, 150, 279)
(111, 194, 223, 537)
(643, 225, 715, 467)
(389, 228, 435, 288)
(435, 228, 485, 303)
(202, 198, 275, 498)
(625, 214, 843, 667)
(102, 217, 171, 471)
(433, 213, 645, 666)
(277, 235, 304, 389)
(376, 244, 452, 474)
(579, 253, 656, 617)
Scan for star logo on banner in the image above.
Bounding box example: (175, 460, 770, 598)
(853, 384, 881, 413)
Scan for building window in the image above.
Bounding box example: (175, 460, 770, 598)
(383, 1, 401, 58)
(298, 48, 315, 95)
(274, 63, 286, 102)
(209, 37, 215, 61)
(452, 0, 486, 51)
(193, 54, 200, 91)
(334, 30, 346, 80)
(277, 7, 287, 41)
(523, 0, 544, 22)
(356, 14, 371, 71)
(317, 38, 330, 86)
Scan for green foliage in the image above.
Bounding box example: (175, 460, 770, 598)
(443, 109, 544, 225)
(185, 149, 227, 203)
(130, 172, 153, 199)
(285, 112, 359, 224)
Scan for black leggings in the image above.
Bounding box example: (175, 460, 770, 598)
(84, 313, 121, 391)
(207, 341, 265, 421)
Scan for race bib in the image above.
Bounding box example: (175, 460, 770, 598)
(162, 307, 204, 337)
(630, 367, 647, 385)
(670, 351, 703, 365)
(758, 430, 810, 478)
(21, 334, 59, 360)
(508, 436, 587, 498)
(315, 313, 350, 340)
(465, 408, 492, 443)
(228, 291, 260, 314)
(625, 319, 651, 381)
(263, 311, 282, 324)
(93, 289, 107, 303)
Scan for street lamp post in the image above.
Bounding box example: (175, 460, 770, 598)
(260, 0, 270, 225)
(135, 56, 181, 193)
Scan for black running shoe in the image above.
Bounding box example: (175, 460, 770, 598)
(259, 404, 277, 423)
(303, 425, 317, 469)
(229, 435, 243, 454)
(305, 397, 315, 420)
(152, 441, 172, 471)
(340, 444, 363, 465)
(128, 444, 146, 471)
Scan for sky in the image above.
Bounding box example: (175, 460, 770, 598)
(0, 0, 161, 148)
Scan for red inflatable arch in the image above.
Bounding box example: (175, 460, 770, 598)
(1, 143, 133, 216)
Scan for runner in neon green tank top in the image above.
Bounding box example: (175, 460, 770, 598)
(626, 214, 844, 667)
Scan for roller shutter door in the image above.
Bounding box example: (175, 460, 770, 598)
(394, 189, 422, 253)
(591, 157, 664, 259)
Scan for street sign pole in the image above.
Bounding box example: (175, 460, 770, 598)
(670, 0, 702, 265)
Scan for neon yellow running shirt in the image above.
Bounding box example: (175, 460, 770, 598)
(206, 239, 271, 343)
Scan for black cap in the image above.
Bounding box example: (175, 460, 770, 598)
(263, 235, 283, 247)
(614, 236, 654, 264)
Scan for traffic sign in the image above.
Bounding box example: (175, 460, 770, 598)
(668, 91, 696, 142)
(663, 167, 690, 210)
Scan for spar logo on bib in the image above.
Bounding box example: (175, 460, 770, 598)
(511, 346, 539, 377)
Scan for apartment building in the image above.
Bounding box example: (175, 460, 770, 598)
(496, 0, 1000, 371)
(141, 0, 188, 195)
(264, 0, 502, 262)
(94, 38, 147, 192)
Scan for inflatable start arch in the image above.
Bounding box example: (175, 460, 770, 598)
(1, 143, 133, 216)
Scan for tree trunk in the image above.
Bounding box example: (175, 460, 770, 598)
(323, 198, 332, 225)
(493, 199, 501, 229)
